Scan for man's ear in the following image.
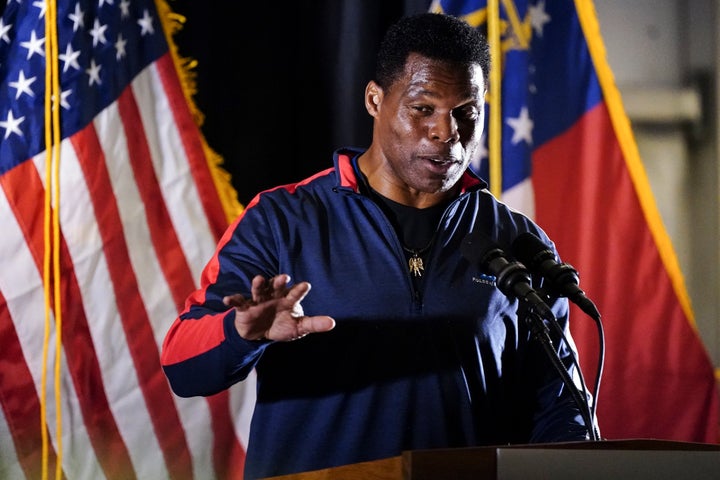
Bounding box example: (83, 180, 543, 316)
(364, 81, 383, 116)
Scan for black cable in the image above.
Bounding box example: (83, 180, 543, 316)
(522, 307, 599, 441)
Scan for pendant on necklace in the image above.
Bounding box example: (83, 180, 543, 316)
(408, 251, 424, 277)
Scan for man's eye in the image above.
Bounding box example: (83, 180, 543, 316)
(412, 105, 433, 114)
(455, 108, 479, 121)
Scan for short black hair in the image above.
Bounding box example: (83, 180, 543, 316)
(374, 12, 491, 90)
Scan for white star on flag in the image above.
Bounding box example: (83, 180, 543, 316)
(529, 0, 552, 37)
(0, 110, 25, 139)
(506, 106, 534, 145)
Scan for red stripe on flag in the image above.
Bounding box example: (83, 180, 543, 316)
(533, 101, 719, 442)
(1, 158, 136, 478)
(70, 125, 195, 478)
(0, 288, 60, 480)
(118, 79, 247, 479)
(207, 392, 247, 480)
(155, 54, 227, 241)
(117, 87, 196, 312)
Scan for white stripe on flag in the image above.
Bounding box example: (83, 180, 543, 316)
(501, 177, 536, 219)
(230, 370, 256, 450)
(53, 135, 171, 478)
(0, 405, 24, 479)
(137, 64, 218, 282)
(1, 162, 105, 478)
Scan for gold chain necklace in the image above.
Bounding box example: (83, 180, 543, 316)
(401, 242, 433, 277)
(361, 183, 443, 279)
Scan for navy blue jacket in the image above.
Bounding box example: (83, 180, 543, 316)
(162, 147, 591, 479)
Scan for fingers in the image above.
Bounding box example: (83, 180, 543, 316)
(284, 280, 312, 305)
(251, 274, 294, 303)
(250, 275, 273, 303)
(222, 293, 249, 308)
(229, 274, 334, 342)
(228, 275, 300, 311)
(271, 274, 291, 289)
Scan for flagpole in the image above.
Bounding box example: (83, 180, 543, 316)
(42, 0, 64, 477)
(487, 0, 502, 198)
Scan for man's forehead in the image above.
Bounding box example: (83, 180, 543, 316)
(401, 55, 486, 96)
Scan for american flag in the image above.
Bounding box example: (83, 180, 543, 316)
(432, 0, 719, 442)
(0, 0, 252, 478)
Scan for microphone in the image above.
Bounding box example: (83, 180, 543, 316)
(460, 232, 556, 323)
(464, 232, 600, 441)
(511, 232, 601, 320)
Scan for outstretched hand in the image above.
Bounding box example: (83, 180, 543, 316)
(223, 274, 335, 342)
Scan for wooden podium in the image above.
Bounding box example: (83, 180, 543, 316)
(264, 439, 720, 480)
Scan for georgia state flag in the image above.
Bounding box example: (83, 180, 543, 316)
(431, 0, 719, 443)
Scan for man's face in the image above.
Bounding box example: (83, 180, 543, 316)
(371, 53, 486, 198)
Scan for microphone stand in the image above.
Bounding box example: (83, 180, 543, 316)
(519, 303, 599, 441)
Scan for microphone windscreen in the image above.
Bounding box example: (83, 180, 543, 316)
(512, 232, 554, 267)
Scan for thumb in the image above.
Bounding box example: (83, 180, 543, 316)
(298, 315, 336, 334)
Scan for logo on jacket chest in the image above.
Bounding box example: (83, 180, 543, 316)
(471, 274, 496, 286)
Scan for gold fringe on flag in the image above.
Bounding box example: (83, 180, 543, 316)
(154, 0, 244, 224)
(574, 0, 695, 330)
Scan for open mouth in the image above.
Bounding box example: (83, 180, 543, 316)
(421, 155, 458, 172)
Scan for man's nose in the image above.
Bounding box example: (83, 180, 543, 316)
(429, 114, 460, 143)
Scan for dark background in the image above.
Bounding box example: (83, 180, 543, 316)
(171, 0, 432, 205)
